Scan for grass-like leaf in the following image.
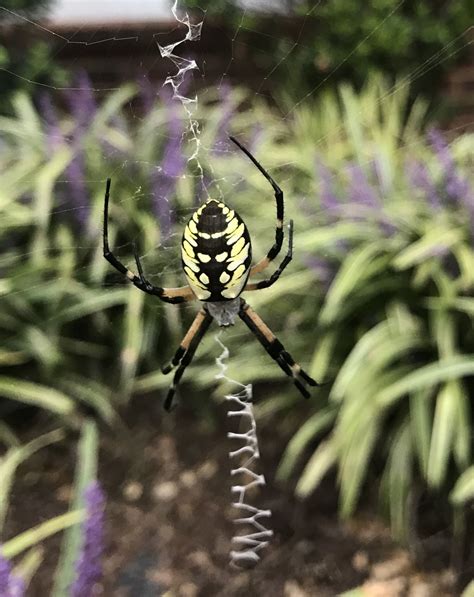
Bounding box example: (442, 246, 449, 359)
(0, 429, 65, 531)
(377, 356, 474, 409)
(2, 511, 83, 559)
(450, 467, 474, 505)
(0, 377, 75, 414)
(277, 408, 336, 481)
(52, 419, 99, 597)
(296, 439, 337, 498)
(427, 381, 460, 488)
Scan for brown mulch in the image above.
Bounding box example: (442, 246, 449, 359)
(4, 395, 463, 596)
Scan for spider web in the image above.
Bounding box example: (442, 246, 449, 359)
(1, 1, 471, 307)
(1, 0, 471, 387)
(0, 0, 472, 583)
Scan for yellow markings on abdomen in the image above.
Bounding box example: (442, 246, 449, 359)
(225, 217, 239, 235)
(227, 243, 249, 271)
(182, 254, 200, 273)
(227, 223, 245, 245)
(184, 227, 198, 247)
(182, 240, 195, 258)
(231, 236, 245, 257)
(199, 272, 210, 285)
(216, 251, 228, 262)
(197, 253, 211, 263)
(231, 264, 246, 281)
(184, 266, 206, 288)
(210, 230, 227, 239)
(219, 271, 230, 284)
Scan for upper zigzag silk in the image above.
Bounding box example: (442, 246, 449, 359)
(181, 199, 252, 301)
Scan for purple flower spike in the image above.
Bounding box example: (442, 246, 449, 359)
(64, 70, 98, 227)
(304, 256, 335, 292)
(71, 481, 105, 597)
(428, 128, 453, 172)
(406, 159, 441, 210)
(316, 158, 339, 214)
(0, 552, 12, 593)
(150, 91, 186, 238)
(8, 574, 26, 597)
(66, 71, 97, 133)
(138, 73, 158, 114)
(428, 128, 474, 227)
(0, 553, 25, 597)
(39, 93, 63, 153)
(346, 163, 379, 208)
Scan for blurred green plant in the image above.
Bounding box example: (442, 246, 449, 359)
(182, 0, 473, 109)
(0, 73, 473, 556)
(0, 0, 68, 114)
(0, 419, 99, 593)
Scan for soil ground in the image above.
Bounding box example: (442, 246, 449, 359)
(4, 394, 467, 596)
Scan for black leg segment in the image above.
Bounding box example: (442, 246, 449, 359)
(229, 136, 285, 273)
(103, 178, 193, 304)
(245, 220, 294, 291)
(238, 300, 319, 399)
(162, 309, 213, 411)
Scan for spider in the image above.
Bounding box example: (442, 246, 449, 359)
(103, 136, 319, 411)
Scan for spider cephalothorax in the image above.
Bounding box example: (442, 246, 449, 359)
(181, 199, 252, 302)
(103, 136, 319, 410)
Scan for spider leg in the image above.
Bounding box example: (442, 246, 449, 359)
(238, 299, 318, 399)
(229, 136, 284, 276)
(162, 308, 213, 411)
(103, 178, 194, 304)
(244, 220, 293, 291)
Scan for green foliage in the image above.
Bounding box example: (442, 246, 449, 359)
(0, 74, 473, 546)
(183, 0, 472, 106)
(0, 0, 67, 113)
(0, 420, 98, 592)
(53, 420, 98, 597)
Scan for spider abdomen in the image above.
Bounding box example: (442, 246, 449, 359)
(181, 199, 252, 301)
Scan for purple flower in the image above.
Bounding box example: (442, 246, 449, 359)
(38, 93, 63, 153)
(428, 128, 453, 172)
(406, 158, 441, 210)
(304, 256, 335, 291)
(345, 162, 395, 234)
(346, 163, 379, 208)
(7, 574, 25, 597)
(0, 553, 11, 593)
(212, 83, 234, 154)
(428, 127, 474, 229)
(138, 73, 158, 114)
(66, 71, 97, 134)
(71, 481, 105, 597)
(316, 158, 339, 214)
(64, 71, 97, 227)
(150, 90, 186, 238)
(0, 553, 25, 597)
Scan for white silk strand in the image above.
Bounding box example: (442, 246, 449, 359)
(215, 333, 273, 568)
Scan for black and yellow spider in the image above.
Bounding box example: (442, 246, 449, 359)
(103, 136, 319, 410)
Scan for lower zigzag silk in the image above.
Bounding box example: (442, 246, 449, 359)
(214, 333, 273, 568)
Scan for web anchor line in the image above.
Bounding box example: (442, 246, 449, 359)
(215, 334, 273, 568)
